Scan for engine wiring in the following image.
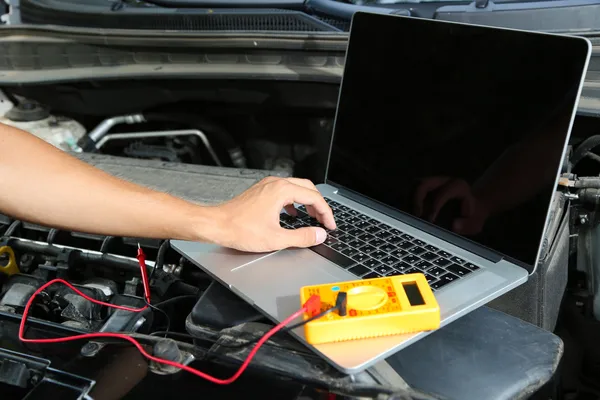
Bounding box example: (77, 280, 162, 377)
(17, 245, 332, 385)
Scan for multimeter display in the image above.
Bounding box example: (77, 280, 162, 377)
(299, 273, 440, 345)
(403, 282, 425, 306)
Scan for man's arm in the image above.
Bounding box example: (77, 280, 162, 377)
(0, 124, 335, 252)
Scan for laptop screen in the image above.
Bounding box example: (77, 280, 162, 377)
(326, 13, 589, 266)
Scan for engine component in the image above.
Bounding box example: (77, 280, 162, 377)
(96, 129, 222, 166)
(0, 246, 19, 276)
(0, 275, 44, 309)
(0, 101, 86, 152)
(150, 338, 195, 375)
(55, 285, 107, 326)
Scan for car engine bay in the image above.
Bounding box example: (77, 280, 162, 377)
(3, 77, 600, 399)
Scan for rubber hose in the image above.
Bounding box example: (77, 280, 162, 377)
(571, 135, 600, 167)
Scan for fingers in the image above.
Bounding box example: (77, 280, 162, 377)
(284, 178, 336, 230)
(285, 178, 319, 218)
(278, 226, 327, 248)
(413, 177, 451, 216)
(284, 182, 336, 230)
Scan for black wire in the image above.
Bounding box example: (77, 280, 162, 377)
(150, 240, 169, 284)
(148, 330, 323, 358)
(152, 294, 197, 308)
(145, 300, 171, 338)
(215, 307, 338, 350)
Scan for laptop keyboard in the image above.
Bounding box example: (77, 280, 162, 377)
(279, 197, 481, 292)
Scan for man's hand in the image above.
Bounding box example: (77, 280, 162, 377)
(413, 176, 489, 235)
(208, 177, 336, 252)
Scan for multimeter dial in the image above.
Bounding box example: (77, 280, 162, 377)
(346, 285, 388, 311)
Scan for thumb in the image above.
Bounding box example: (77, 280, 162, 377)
(280, 227, 327, 248)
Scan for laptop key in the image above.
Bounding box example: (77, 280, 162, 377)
(438, 251, 453, 258)
(389, 229, 402, 235)
(433, 258, 451, 267)
(364, 258, 382, 269)
(346, 228, 362, 237)
(375, 265, 395, 275)
(380, 255, 400, 266)
(364, 225, 382, 234)
(394, 261, 412, 272)
(464, 263, 480, 271)
(324, 237, 338, 246)
(310, 245, 356, 269)
(413, 239, 427, 247)
(330, 242, 347, 252)
(450, 256, 466, 264)
(386, 270, 404, 277)
(352, 252, 371, 263)
(403, 255, 420, 264)
(376, 230, 393, 240)
(355, 220, 371, 230)
(414, 260, 433, 270)
(359, 244, 377, 254)
(440, 272, 459, 282)
(431, 278, 452, 290)
(424, 245, 439, 252)
(341, 247, 360, 258)
(370, 238, 386, 247)
(363, 272, 381, 279)
(346, 217, 363, 225)
(347, 239, 363, 249)
(379, 243, 396, 253)
(328, 230, 342, 238)
(398, 241, 414, 250)
(405, 267, 421, 275)
(386, 236, 404, 245)
(358, 232, 376, 242)
(390, 248, 408, 258)
(424, 273, 437, 285)
(370, 250, 387, 260)
(349, 264, 371, 277)
(401, 234, 414, 240)
(428, 267, 446, 277)
(447, 263, 472, 277)
(410, 246, 426, 255)
(420, 252, 438, 261)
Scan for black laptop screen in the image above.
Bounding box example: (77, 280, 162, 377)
(326, 13, 589, 266)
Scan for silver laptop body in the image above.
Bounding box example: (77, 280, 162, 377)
(171, 13, 591, 374)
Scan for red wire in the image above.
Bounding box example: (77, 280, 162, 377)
(136, 244, 151, 303)
(17, 246, 308, 385)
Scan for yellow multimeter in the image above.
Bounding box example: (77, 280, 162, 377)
(299, 273, 440, 345)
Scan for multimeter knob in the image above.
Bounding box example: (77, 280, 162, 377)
(346, 285, 389, 311)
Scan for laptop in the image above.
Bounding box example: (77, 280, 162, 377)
(171, 12, 591, 374)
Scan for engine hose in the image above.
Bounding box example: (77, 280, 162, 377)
(47, 229, 60, 245)
(4, 221, 21, 237)
(571, 135, 600, 167)
(572, 177, 600, 189)
(143, 113, 247, 168)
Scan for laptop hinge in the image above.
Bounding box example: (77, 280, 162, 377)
(334, 185, 505, 264)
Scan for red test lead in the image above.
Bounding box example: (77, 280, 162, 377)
(136, 243, 151, 303)
(17, 252, 316, 385)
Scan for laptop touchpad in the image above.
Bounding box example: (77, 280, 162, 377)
(228, 248, 353, 320)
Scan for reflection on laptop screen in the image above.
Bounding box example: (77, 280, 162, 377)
(327, 13, 589, 266)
